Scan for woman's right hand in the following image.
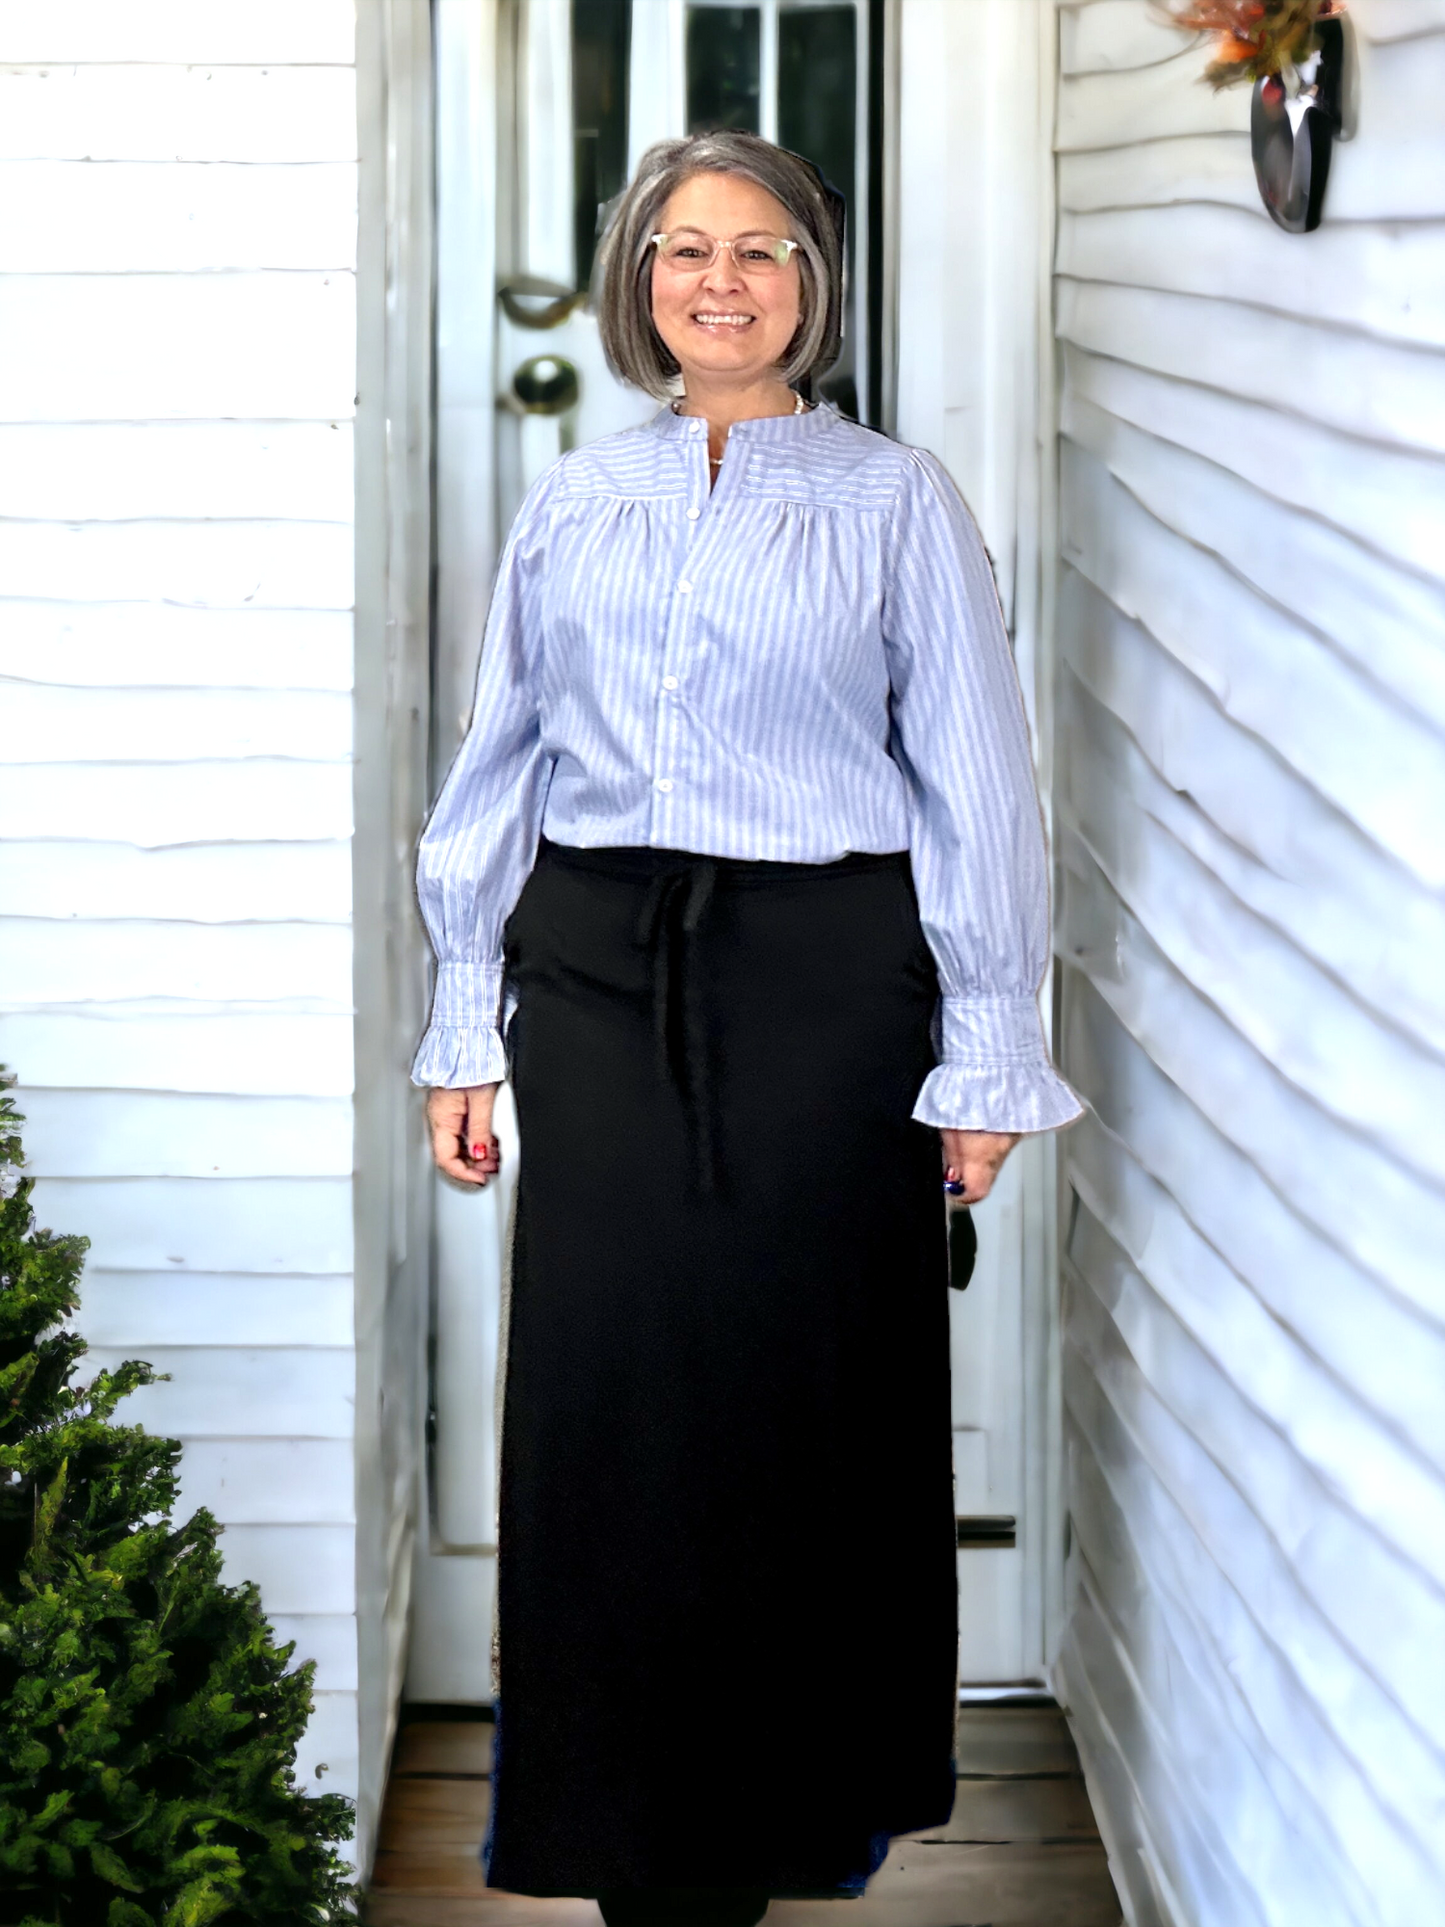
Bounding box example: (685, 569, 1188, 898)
(426, 1083, 503, 1185)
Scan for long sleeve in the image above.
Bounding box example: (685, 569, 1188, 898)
(410, 467, 560, 1088)
(882, 450, 1082, 1134)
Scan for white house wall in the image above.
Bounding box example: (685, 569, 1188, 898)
(1051, 4, 1445, 1924)
(0, 0, 377, 1855)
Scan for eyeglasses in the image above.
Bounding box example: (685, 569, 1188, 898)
(649, 230, 801, 277)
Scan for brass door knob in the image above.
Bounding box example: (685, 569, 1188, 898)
(511, 355, 580, 417)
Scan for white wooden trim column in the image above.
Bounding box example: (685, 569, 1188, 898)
(895, 0, 1065, 1687)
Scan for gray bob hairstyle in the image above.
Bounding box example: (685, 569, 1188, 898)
(594, 130, 845, 399)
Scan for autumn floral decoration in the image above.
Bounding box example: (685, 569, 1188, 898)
(1158, 0, 1345, 89)
(1160, 0, 1351, 232)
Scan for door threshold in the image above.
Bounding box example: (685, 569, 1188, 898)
(957, 1683, 1055, 1705)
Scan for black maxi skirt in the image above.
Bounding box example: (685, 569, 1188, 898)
(485, 836, 959, 1899)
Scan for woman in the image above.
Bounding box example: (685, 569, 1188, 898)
(412, 132, 1080, 1927)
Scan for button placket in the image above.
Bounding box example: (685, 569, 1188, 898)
(649, 424, 713, 836)
(649, 680, 682, 822)
(685, 422, 706, 523)
(649, 486, 691, 832)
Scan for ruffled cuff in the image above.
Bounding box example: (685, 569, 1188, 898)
(409, 961, 509, 1089)
(911, 995, 1084, 1134)
(410, 1022, 508, 1090)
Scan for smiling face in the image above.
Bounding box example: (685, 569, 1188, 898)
(649, 170, 803, 396)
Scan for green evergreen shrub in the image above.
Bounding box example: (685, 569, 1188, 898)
(0, 1077, 357, 1925)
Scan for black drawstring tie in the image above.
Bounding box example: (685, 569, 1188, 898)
(635, 857, 720, 1196)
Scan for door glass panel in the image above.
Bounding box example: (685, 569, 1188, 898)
(686, 5, 762, 133)
(778, 2, 857, 417)
(563, 0, 879, 424)
(778, 6, 855, 225)
(572, 0, 632, 289)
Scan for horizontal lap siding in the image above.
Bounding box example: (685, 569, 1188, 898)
(0, 2, 362, 1814)
(1051, 5, 1445, 1925)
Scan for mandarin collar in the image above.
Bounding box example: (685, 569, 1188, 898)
(647, 399, 840, 445)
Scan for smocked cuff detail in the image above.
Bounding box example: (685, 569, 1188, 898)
(409, 961, 509, 1088)
(911, 996, 1084, 1134)
(430, 960, 504, 1030)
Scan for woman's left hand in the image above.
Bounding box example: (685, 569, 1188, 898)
(941, 1128, 1022, 1205)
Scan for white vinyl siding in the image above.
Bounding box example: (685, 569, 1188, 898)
(1052, 5, 1445, 1926)
(0, 0, 369, 1837)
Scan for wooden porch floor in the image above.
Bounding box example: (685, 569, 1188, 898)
(365, 1705, 1122, 1926)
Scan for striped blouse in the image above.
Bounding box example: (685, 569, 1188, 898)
(411, 400, 1081, 1135)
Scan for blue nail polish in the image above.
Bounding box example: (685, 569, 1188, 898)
(944, 1178, 966, 1196)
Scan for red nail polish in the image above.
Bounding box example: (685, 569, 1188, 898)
(471, 1143, 484, 1158)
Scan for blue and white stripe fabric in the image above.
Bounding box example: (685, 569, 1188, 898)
(412, 400, 1081, 1134)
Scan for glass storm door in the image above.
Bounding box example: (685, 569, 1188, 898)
(417, 0, 1044, 1707)
(494, 0, 882, 530)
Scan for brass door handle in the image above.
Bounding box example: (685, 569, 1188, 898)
(498, 274, 585, 330)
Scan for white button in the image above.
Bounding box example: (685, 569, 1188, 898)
(656, 777, 674, 793)
(690, 421, 702, 435)
(662, 675, 679, 691)
(686, 506, 701, 521)
(678, 579, 692, 594)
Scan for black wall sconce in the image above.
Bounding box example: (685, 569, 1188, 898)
(1251, 10, 1354, 232)
(1162, 1, 1356, 233)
